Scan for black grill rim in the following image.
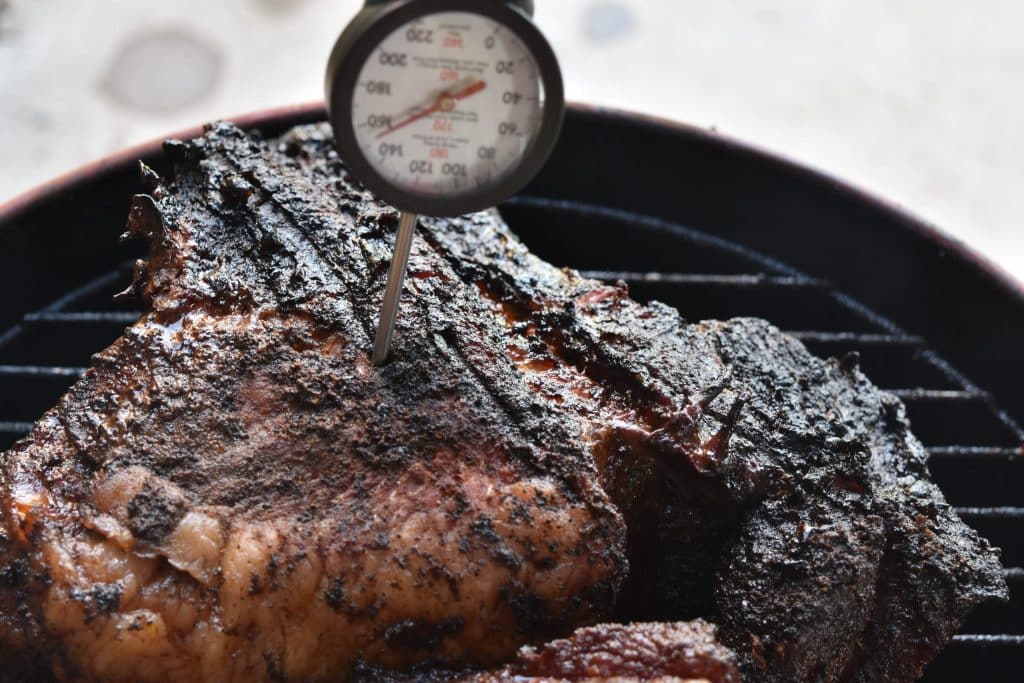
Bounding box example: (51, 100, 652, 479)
(0, 103, 1021, 680)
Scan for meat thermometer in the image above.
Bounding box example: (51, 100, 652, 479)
(325, 0, 564, 365)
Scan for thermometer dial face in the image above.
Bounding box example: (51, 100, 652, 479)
(352, 12, 544, 200)
(327, 0, 564, 216)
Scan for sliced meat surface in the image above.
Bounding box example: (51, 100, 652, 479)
(0, 122, 1006, 682)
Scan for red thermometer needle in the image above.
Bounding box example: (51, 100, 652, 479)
(377, 80, 487, 139)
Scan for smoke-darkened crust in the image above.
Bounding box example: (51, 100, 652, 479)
(0, 122, 1005, 682)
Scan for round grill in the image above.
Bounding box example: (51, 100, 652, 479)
(0, 104, 1020, 681)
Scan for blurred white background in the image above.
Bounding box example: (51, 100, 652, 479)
(1, 0, 1021, 282)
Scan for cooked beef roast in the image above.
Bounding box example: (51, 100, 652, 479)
(355, 621, 740, 682)
(467, 620, 740, 682)
(0, 122, 1006, 682)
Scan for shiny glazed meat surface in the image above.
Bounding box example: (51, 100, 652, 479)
(0, 123, 1007, 682)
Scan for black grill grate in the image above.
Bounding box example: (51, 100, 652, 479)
(0, 194, 1020, 681)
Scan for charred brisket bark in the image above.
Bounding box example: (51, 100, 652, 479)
(0, 122, 1006, 682)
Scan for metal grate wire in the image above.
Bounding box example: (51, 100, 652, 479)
(0, 194, 1020, 679)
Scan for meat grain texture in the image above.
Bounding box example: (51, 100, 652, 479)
(0, 123, 1007, 682)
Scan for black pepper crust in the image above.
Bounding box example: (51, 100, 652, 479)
(0, 121, 1007, 683)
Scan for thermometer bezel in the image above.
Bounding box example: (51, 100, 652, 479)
(326, 0, 564, 217)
